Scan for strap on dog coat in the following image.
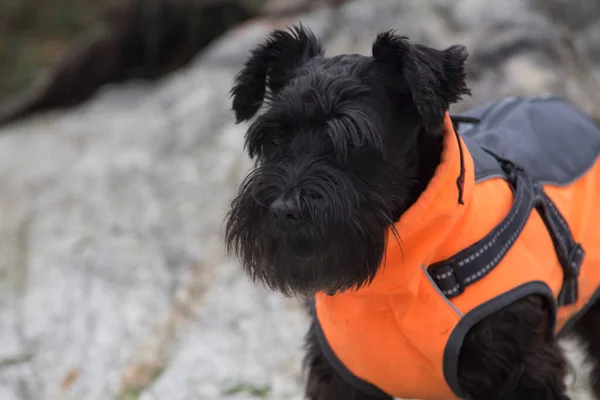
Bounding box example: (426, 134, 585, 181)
(429, 118, 585, 306)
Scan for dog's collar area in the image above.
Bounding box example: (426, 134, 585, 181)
(344, 112, 478, 294)
(382, 112, 477, 241)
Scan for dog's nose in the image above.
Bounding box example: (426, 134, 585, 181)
(270, 196, 302, 223)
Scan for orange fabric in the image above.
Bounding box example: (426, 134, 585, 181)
(314, 113, 600, 400)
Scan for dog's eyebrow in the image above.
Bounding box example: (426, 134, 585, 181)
(326, 113, 385, 158)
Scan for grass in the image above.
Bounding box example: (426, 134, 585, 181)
(222, 382, 272, 398)
(117, 364, 166, 400)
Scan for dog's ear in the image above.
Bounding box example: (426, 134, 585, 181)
(372, 31, 471, 134)
(230, 24, 324, 123)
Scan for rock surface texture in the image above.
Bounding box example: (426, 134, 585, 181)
(0, 1, 599, 399)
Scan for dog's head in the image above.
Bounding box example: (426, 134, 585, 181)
(225, 25, 470, 296)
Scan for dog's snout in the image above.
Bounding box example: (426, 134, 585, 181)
(270, 196, 302, 223)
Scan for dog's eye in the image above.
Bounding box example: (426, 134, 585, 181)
(350, 143, 366, 150)
(257, 134, 282, 150)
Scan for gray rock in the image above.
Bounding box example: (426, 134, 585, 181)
(0, 0, 599, 399)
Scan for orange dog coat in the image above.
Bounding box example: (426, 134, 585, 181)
(313, 96, 600, 399)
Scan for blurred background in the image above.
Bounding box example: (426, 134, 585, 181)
(0, 0, 599, 399)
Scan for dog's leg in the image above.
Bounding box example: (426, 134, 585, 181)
(570, 296, 600, 399)
(303, 318, 394, 400)
(458, 295, 572, 400)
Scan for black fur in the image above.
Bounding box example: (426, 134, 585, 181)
(225, 25, 600, 400)
(570, 298, 600, 397)
(456, 295, 571, 400)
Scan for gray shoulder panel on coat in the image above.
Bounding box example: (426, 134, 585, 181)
(455, 96, 600, 185)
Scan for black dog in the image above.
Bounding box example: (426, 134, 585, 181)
(225, 25, 600, 400)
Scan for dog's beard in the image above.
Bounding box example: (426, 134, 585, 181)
(225, 163, 397, 297)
